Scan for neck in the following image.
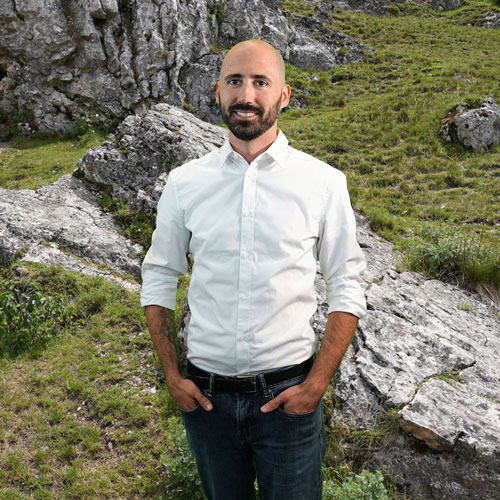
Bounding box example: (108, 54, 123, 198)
(229, 124, 279, 164)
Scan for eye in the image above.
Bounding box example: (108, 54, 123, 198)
(255, 80, 268, 87)
(228, 79, 240, 85)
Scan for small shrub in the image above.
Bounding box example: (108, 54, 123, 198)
(161, 416, 204, 500)
(401, 224, 500, 289)
(0, 280, 67, 357)
(98, 193, 154, 251)
(322, 470, 389, 500)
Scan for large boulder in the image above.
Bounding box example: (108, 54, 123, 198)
(331, 236, 500, 499)
(440, 97, 500, 152)
(76, 103, 225, 211)
(483, 13, 500, 29)
(0, 0, 367, 134)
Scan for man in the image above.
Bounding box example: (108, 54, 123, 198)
(141, 39, 366, 500)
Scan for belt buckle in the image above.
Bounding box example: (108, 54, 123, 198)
(232, 375, 257, 393)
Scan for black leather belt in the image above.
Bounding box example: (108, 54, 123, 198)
(187, 356, 314, 394)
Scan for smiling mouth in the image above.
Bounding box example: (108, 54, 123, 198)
(233, 110, 259, 118)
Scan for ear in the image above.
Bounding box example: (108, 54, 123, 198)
(215, 81, 220, 104)
(280, 84, 291, 110)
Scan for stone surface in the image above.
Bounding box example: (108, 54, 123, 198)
(483, 13, 500, 29)
(0, 0, 368, 133)
(76, 103, 226, 211)
(440, 97, 500, 152)
(431, 0, 461, 11)
(330, 218, 500, 500)
(0, 175, 143, 279)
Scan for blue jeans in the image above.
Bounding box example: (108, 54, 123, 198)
(180, 373, 326, 500)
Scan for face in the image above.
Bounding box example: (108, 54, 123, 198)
(218, 94, 283, 141)
(216, 42, 290, 142)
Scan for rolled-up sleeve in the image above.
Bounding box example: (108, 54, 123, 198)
(317, 172, 367, 319)
(140, 170, 191, 310)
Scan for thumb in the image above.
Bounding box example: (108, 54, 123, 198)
(260, 393, 284, 413)
(193, 388, 213, 411)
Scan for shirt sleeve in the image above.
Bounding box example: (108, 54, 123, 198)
(140, 170, 191, 310)
(317, 172, 367, 319)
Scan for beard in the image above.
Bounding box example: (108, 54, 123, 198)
(218, 96, 282, 141)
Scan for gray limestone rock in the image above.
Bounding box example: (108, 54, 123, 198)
(483, 13, 500, 29)
(431, 0, 461, 11)
(0, 0, 368, 133)
(440, 97, 500, 152)
(329, 215, 500, 500)
(76, 103, 226, 211)
(0, 175, 142, 278)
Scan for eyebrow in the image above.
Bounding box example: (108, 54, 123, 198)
(224, 73, 272, 82)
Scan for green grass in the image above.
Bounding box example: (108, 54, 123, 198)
(0, 130, 107, 190)
(279, 0, 500, 289)
(282, 0, 316, 17)
(0, 263, 177, 498)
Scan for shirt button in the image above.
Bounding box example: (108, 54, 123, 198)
(240, 294, 248, 301)
(241, 251, 248, 259)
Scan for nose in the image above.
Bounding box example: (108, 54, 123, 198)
(237, 80, 255, 105)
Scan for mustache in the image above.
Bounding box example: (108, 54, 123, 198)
(229, 104, 262, 114)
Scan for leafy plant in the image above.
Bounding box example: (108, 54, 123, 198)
(0, 280, 68, 357)
(98, 193, 154, 250)
(323, 470, 390, 500)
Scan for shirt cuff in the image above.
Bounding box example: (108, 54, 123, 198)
(140, 268, 179, 310)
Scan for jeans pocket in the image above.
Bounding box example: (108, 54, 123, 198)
(275, 402, 320, 418)
(178, 404, 202, 414)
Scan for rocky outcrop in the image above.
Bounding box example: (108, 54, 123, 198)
(483, 13, 500, 29)
(431, 0, 461, 11)
(0, 174, 143, 288)
(332, 227, 500, 500)
(1, 103, 499, 500)
(76, 103, 225, 211)
(0, 0, 367, 134)
(440, 97, 500, 152)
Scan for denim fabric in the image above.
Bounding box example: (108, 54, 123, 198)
(180, 373, 326, 500)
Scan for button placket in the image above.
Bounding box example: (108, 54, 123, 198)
(235, 165, 257, 373)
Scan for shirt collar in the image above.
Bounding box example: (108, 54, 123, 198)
(220, 130, 289, 170)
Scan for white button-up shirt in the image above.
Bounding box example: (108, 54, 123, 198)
(141, 131, 366, 376)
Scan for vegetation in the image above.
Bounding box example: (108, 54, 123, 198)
(323, 470, 390, 500)
(1, 0, 499, 498)
(0, 280, 69, 358)
(0, 129, 106, 190)
(282, 0, 316, 17)
(280, 0, 500, 291)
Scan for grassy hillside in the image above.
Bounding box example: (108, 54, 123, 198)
(1, 1, 500, 498)
(280, 0, 500, 290)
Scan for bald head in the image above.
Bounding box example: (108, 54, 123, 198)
(219, 39, 286, 86)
